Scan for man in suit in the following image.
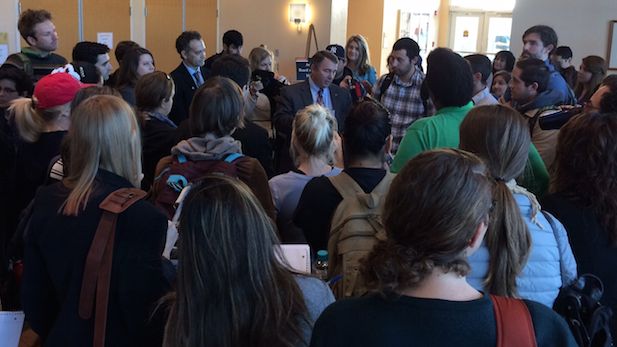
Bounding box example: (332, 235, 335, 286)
(168, 31, 210, 125)
(274, 50, 352, 173)
(172, 54, 275, 178)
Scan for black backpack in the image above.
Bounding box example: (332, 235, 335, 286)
(553, 274, 613, 347)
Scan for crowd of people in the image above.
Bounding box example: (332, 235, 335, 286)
(1, 7, 617, 347)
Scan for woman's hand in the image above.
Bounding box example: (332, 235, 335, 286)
(339, 76, 352, 89)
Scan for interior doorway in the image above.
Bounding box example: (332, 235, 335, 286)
(448, 10, 512, 60)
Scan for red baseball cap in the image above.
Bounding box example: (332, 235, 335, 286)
(33, 72, 87, 109)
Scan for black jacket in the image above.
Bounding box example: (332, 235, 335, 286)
(22, 170, 171, 346)
(168, 63, 211, 125)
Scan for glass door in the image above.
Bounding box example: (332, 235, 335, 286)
(449, 11, 483, 56)
(449, 10, 512, 59)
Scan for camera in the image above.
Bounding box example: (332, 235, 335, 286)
(539, 106, 583, 130)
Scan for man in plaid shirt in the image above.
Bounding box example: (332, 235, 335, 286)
(372, 38, 435, 155)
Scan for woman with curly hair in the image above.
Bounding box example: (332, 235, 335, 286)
(541, 111, 617, 338)
(310, 148, 577, 347)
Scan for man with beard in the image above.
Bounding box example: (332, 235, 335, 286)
(372, 38, 435, 155)
(512, 25, 572, 105)
(510, 58, 562, 168)
(1, 9, 67, 82)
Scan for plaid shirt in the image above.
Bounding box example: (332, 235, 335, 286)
(372, 69, 435, 154)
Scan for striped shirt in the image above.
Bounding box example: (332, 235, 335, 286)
(372, 69, 435, 155)
(1, 48, 67, 83)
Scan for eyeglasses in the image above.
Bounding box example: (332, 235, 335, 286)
(359, 96, 391, 117)
(0, 88, 18, 94)
(583, 101, 601, 112)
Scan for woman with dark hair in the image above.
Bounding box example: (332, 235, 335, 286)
(541, 112, 617, 338)
(460, 104, 576, 307)
(491, 70, 511, 99)
(295, 99, 392, 253)
(0, 68, 33, 121)
(134, 71, 177, 189)
(162, 175, 334, 347)
(492, 50, 515, 74)
(115, 47, 155, 106)
(21, 95, 170, 346)
(310, 148, 577, 347)
(574, 55, 606, 105)
(152, 76, 275, 220)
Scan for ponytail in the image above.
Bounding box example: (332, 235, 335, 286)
(483, 180, 532, 298)
(10, 98, 43, 143)
(9, 98, 70, 143)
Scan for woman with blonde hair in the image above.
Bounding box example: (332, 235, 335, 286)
(163, 175, 334, 347)
(269, 104, 341, 243)
(310, 148, 577, 347)
(2, 73, 84, 244)
(343, 35, 377, 89)
(21, 95, 171, 346)
(574, 55, 607, 105)
(460, 104, 577, 307)
(247, 45, 288, 136)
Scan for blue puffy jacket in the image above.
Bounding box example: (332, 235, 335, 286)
(468, 193, 578, 307)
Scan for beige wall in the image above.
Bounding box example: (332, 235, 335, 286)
(511, 0, 617, 73)
(346, 0, 385, 76)
(330, 0, 348, 46)
(220, 0, 333, 81)
(437, 0, 449, 48)
(0, 0, 20, 55)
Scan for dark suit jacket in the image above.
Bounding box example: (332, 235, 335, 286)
(273, 79, 352, 173)
(168, 63, 211, 125)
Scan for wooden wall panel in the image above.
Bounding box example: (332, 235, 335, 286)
(145, 0, 183, 73)
(83, 0, 131, 71)
(186, 0, 218, 58)
(18, 0, 79, 62)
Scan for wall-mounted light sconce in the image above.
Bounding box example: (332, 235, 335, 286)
(289, 3, 308, 32)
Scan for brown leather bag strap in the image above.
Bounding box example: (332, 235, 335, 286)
(490, 295, 538, 347)
(78, 188, 146, 347)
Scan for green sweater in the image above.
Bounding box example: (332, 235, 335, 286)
(391, 102, 549, 197)
(1, 47, 67, 82)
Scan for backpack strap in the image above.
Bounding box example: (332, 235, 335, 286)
(528, 106, 557, 135)
(224, 153, 244, 162)
(329, 172, 395, 238)
(490, 295, 538, 347)
(378, 73, 395, 102)
(16, 53, 33, 79)
(78, 188, 146, 347)
(329, 172, 365, 199)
